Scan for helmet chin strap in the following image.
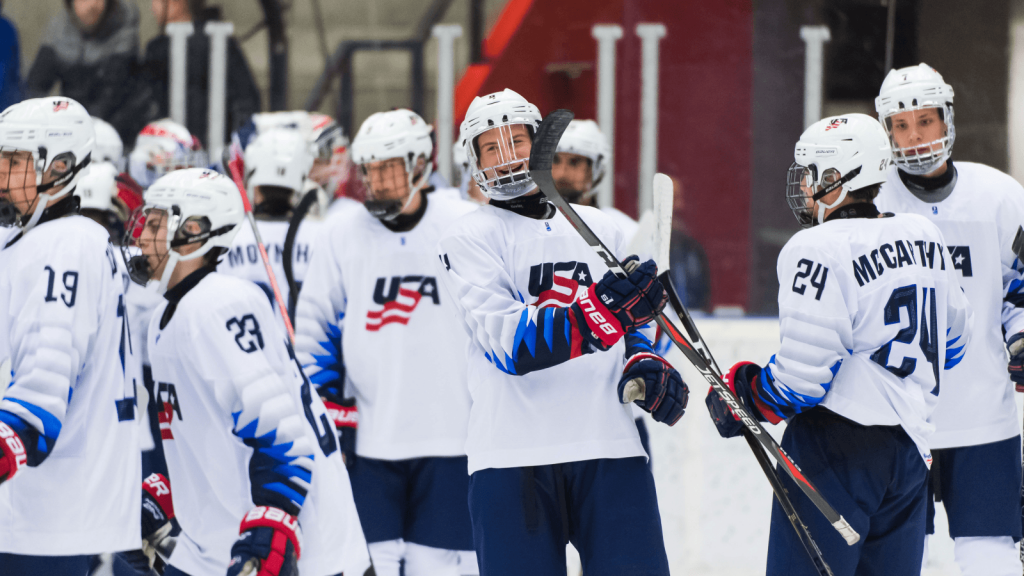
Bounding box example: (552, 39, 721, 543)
(154, 251, 181, 294)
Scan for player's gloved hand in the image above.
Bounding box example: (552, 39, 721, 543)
(320, 386, 358, 470)
(572, 256, 668, 350)
(227, 506, 301, 576)
(705, 361, 780, 439)
(1008, 332, 1024, 392)
(119, 472, 178, 572)
(619, 352, 688, 425)
(0, 420, 27, 485)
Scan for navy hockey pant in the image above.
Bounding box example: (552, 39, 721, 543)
(468, 457, 669, 576)
(0, 554, 93, 576)
(926, 434, 1023, 539)
(766, 408, 928, 576)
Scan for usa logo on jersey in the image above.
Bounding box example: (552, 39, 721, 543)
(528, 261, 594, 308)
(366, 275, 441, 331)
(156, 382, 182, 440)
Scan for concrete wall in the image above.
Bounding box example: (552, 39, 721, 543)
(3, 0, 507, 130)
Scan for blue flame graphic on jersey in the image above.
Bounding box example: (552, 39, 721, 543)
(309, 310, 346, 388)
(754, 355, 842, 420)
(486, 261, 614, 376)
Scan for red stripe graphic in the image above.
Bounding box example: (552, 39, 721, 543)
(366, 288, 422, 331)
(158, 402, 175, 440)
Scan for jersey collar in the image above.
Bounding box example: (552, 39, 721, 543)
(5, 194, 82, 248)
(822, 202, 882, 223)
(159, 267, 215, 330)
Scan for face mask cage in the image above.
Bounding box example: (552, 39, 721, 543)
(121, 206, 174, 287)
(358, 155, 426, 220)
(469, 124, 534, 200)
(0, 147, 83, 228)
(786, 164, 852, 228)
(130, 147, 209, 189)
(881, 104, 954, 175)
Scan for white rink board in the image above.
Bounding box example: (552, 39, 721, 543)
(645, 317, 972, 576)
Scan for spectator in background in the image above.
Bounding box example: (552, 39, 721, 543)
(25, 0, 138, 130)
(118, 0, 260, 150)
(668, 177, 711, 311)
(0, 1, 21, 110)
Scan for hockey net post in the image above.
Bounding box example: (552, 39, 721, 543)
(226, 144, 297, 344)
(528, 109, 860, 550)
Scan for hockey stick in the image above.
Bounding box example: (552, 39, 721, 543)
(226, 146, 297, 344)
(650, 173, 834, 576)
(283, 188, 320, 326)
(529, 109, 860, 546)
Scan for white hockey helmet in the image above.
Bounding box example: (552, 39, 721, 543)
(244, 128, 314, 200)
(350, 108, 433, 219)
(556, 119, 608, 189)
(787, 113, 891, 228)
(123, 168, 244, 293)
(91, 117, 124, 168)
(78, 161, 120, 212)
(128, 119, 208, 189)
(0, 97, 95, 231)
(875, 63, 955, 175)
(452, 139, 472, 196)
(459, 88, 542, 200)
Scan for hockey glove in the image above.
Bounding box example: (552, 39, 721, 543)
(320, 386, 358, 470)
(227, 506, 301, 576)
(119, 473, 178, 573)
(571, 256, 668, 350)
(0, 420, 26, 485)
(1008, 332, 1024, 392)
(619, 353, 689, 425)
(705, 361, 781, 439)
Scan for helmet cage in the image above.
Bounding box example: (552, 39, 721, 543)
(0, 145, 91, 228)
(357, 152, 430, 220)
(786, 162, 863, 228)
(880, 104, 954, 175)
(467, 124, 534, 200)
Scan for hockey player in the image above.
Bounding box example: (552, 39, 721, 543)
(295, 108, 479, 576)
(435, 89, 685, 575)
(872, 63, 1024, 575)
(77, 159, 144, 242)
(93, 116, 125, 169)
(128, 118, 207, 189)
(706, 113, 973, 575)
(0, 97, 141, 575)
(219, 128, 318, 319)
(122, 167, 370, 576)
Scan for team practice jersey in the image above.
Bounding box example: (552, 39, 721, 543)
(876, 162, 1024, 448)
(436, 202, 651, 474)
(752, 212, 972, 459)
(148, 271, 369, 576)
(296, 195, 477, 460)
(0, 216, 141, 554)
(219, 217, 322, 318)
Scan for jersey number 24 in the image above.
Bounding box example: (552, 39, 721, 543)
(870, 284, 940, 395)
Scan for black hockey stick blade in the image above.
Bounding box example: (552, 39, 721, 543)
(1013, 226, 1024, 263)
(528, 112, 860, 545)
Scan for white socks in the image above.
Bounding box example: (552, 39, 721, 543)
(367, 539, 476, 576)
(953, 536, 1021, 576)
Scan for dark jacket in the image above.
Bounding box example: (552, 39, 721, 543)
(115, 22, 260, 150)
(0, 14, 20, 110)
(25, 0, 139, 123)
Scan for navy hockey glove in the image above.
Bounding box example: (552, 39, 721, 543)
(619, 353, 688, 425)
(227, 506, 301, 576)
(0, 420, 26, 485)
(120, 473, 178, 572)
(1008, 332, 1024, 392)
(705, 361, 781, 439)
(320, 386, 358, 470)
(572, 256, 668, 350)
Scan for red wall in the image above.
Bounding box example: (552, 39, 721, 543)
(459, 0, 752, 309)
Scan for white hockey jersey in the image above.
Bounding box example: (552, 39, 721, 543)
(754, 211, 973, 459)
(295, 195, 477, 461)
(0, 216, 141, 554)
(436, 202, 652, 474)
(148, 271, 369, 576)
(876, 162, 1024, 449)
(219, 217, 322, 322)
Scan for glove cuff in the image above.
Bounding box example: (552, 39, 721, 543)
(1009, 331, 1024, 355)
(240, 506, 302, 560)
(724, 361, 782, 425)
(323, 399, 358, 430)
(143, 473, 175, 520)
(0, 421, 26, 483)
(624, 352, 669, 373)
(575, 283, 626, 349)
